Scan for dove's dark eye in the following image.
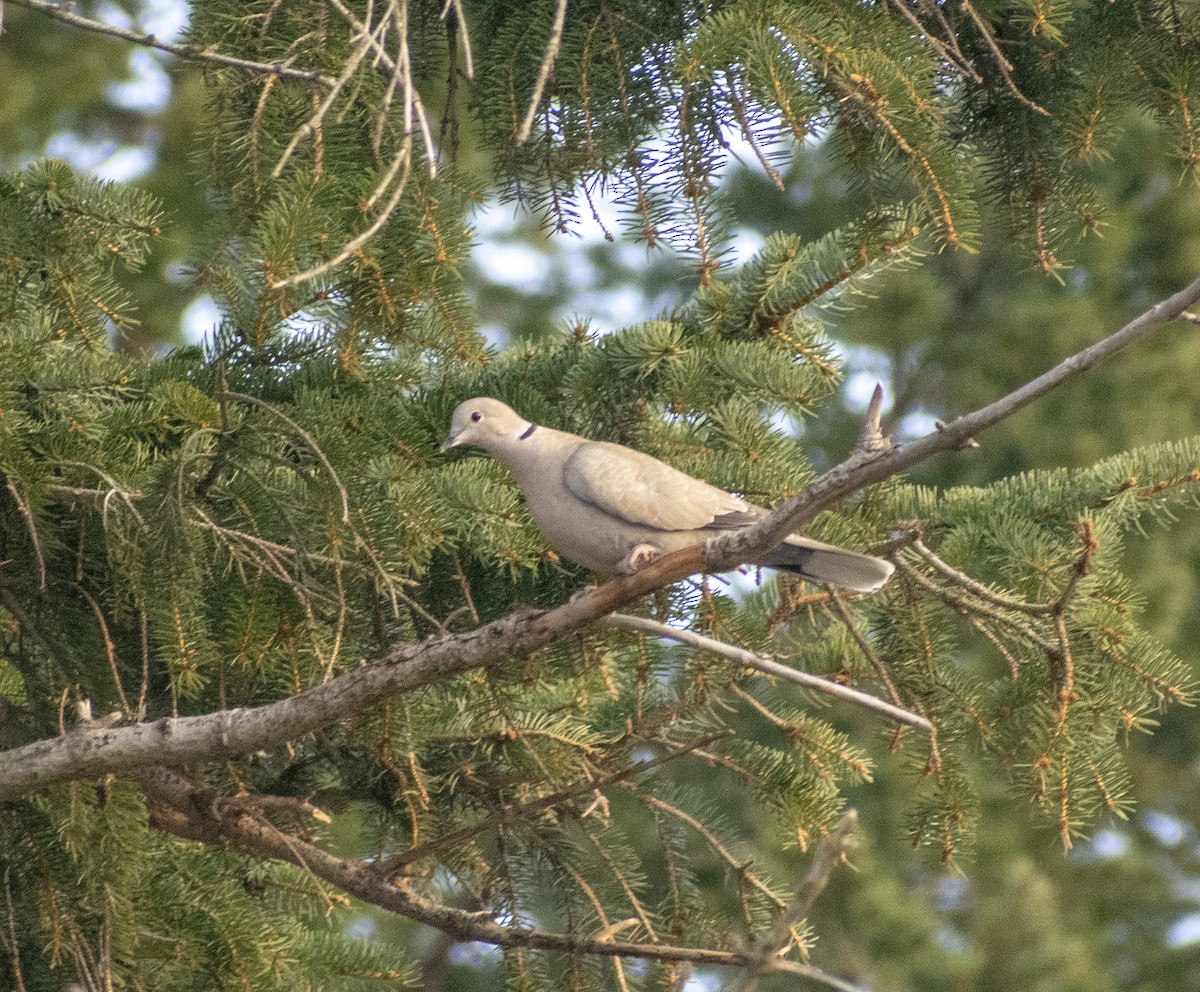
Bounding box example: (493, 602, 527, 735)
(470, 411, 482, 422)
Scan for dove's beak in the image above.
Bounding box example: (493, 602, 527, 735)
(440, 432, 462, 453)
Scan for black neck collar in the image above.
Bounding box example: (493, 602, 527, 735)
(518, 423, 537, 440)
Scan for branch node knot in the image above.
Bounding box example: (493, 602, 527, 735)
(935, 418, 980, 449)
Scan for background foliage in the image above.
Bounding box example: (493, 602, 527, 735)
(2, 1, 1200, 990)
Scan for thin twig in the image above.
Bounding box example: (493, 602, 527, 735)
(968, 616, 1023, 678)
(272, 15, 382, 178)
(73, 583, 132, 720)
(894, 559, 1057, 654)
(325, 3, 399, 92)
(399, 1, 438, 175)
(451, 552, 480, 623)
(440, 0, 475, 79)
(377, 732, 728, 875)
(320, 0, 409, 161)
(606, 614, 933, 731)
(54, 461, 145, 529)
(725, 71, 786, 191)
(364, 139, 414, 213)
(732, 810, 860, 992)
(1052, 519, 1098, 614)
(562, 863, 635, 992)
(137, 606, 150, 720)
(887, 0, 982, 82)
(223, 391, 351, 523)
(825, 591, 907, 713)
(958, 0, 1048, 115)
(270, 0, 433, 289)
(2, 868, 27, 992)
(515, 0, 569, 144)
(5, 478, 45, 591)
(911, 538, 1055, 615)
(918, 0, 971, 70)
(192, 511, 324, 595)
(5, 0, 334, 85)
(44, 484, 108, 507)
(582, 828, 659, 940)
(627, 787, 787, 910)
(269, 127, 413, 289)
(1052, 613, 1075, 738)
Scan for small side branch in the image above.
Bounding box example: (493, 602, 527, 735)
(732, 810, 861, 992)
(605, 614, 933, 732)
(894, 558, 1057, 654)
(856, 382, 891, 453)
(5, 477, 46, 591)
(826, 592, 907, 714)
(2, 867, 27, 992)
(887, 0, 982, 83)
(5, 0, 335, 86)
(376, 732, 728, 876)
(514, 0, 569, 144)
(73, 583, 132, 720)
(911, 538, 1056, 616)
(224, 391, 351, 523)
(268, 0, 425, 290)
(958, 0, 1048, 115)
(1052, 519, 1098, 614)
(440, 0, 475, 80)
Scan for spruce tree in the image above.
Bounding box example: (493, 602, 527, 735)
(1, 2, 1200, 990)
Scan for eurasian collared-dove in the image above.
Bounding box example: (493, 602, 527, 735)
(442, 398, 894, 593)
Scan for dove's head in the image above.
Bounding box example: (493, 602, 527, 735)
(441, 397, 536, 454)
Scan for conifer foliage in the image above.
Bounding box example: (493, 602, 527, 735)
(1, 2, 1199, 990)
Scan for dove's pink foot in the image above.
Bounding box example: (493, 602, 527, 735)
(619, 543, 661, 574)
(568, 584, 598, 604)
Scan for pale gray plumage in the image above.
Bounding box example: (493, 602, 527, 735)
(441, 397, 894, 593)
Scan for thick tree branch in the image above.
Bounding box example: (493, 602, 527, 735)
(138, 766, 859, 989)
(137, 766, 750, 968)
(0, 275, 1198, 800)
(702, 271, 1200, 569)
(5, 0, 336, 86)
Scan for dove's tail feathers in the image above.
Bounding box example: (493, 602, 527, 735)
(758, 537, 894, 593)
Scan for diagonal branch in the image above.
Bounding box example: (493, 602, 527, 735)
(732, 810, 860, 992)
(139, 766, 863, 989)
(701, 271, 1200, 570)
(267, 0, 427, 290)
(605, 613, 932, 731)
(0, 275, 1198, 800)
(5, 0, 335, 86)
(514, 0, 569, 145)
(137, 765, 750, 968)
